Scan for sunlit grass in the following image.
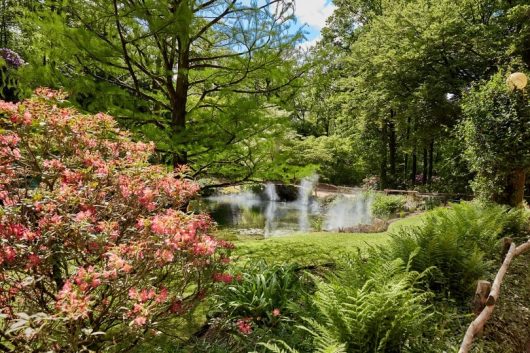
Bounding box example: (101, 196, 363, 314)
(230, 213, 426, 266)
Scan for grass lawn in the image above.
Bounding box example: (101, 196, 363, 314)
(231, 213, 426, 265)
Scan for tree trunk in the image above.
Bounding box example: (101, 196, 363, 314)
(1, 0, 7, 47)
(422, 146, 428, 185)
(404, 154, 408, 182)
(380, 120, 388, 189)
(510, 168, 526, 207)
(428, 139, 434, 184)
(411, 147, 417, 185)
(388, 114, 397, 185)
(173, 42, 190, 166)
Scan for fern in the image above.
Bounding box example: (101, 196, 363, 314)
(260, 339, 346, 353)
(262, 256, 434, 353)
(385, 201, 529, 302)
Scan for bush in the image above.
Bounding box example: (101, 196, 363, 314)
(166, 261, 313, 353)
(213, 261, 310, 326)
(285, 135, 366, 186)
(424, 196, 443, 210)
(461, 70, 530, 205)
(0, 89, 232, 352)
(371, 194, 406, 219)
(386, 202, 529, 302)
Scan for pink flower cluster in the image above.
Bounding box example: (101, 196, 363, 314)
(213, 272, 234, 284)
(0, 89, 233, 350)
(55, 281, 91, 320)
(236, 318, 253, 335)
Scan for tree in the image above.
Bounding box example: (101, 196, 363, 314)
(462, 71, 530, 206)
(24, 0, 303, 174)
(303, 0, 530, 191)
(0, 89, 232, 352)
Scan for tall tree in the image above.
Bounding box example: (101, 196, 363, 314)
(25, 0, 303, 175)
(306, 0, 530, 190)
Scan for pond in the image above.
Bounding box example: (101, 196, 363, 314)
(193, 177, 375, 237)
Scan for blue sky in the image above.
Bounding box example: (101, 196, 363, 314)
(244, 0, 335, 48)
(293, 0, 335, 48)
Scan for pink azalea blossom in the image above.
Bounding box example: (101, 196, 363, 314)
(236, 319, 253, 335)
(132, 316, 147, 326)
(0, 89, 232, 350)
(213, 272, 234, 284)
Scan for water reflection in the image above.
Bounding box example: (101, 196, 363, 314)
(199, 197, 321, 237)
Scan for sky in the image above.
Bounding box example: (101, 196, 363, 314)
(294, 0, 335, 48)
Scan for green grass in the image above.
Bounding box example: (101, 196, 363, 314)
(231, 213, 426, 266)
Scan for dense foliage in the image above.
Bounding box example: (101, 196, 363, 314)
(9, 0, 307, 183)
(0, 90, 232, 352)
(2, 1, 530, 197)
(371, 194, 406, 219)
(0, 48, 25, 102)
(259, 202, 529, 353)
(290, 0, 530, 198)
(461, 71, 530, 206)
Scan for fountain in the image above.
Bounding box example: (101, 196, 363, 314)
(295, 175, 319, 232)
(265, 182, 279, 201)
(297, 174, 318, 205)
(324, 193, 373, 231)
(264, 183, 279, 236)
(200, 176, 375, 236)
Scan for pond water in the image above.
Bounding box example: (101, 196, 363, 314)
(194, 177, 375, 237)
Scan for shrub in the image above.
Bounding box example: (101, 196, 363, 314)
(285, 135, 366, 186)
(424, 196, 443, 210)
(212, 261, 309, 329)
(371, 194, 406, 219)
(165, 261, 313, 353)
(386, 202, 529, 302)
(0, 89, 232, 352)
(461, 70, 530, 206)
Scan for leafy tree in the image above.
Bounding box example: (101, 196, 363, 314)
(0, 89, 232, 352)
(461, 70, 530, 206)
(303, 0, 530, 190)
(22, 0, 304, 180)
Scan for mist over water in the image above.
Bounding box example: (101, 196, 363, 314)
(207, 192, 261, 208)
(297, 174, 319, 206)
(295, 175, 320, 232)
(265, 182, 279, 201)
(324, 193, 374, 231)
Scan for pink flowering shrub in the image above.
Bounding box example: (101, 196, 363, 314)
(0, 89, 232, 352)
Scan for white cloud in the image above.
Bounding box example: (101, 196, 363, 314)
(299, 36, 320, 50)
(295, 0, 335, 30)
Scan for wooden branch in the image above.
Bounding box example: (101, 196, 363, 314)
(112, 0, 140, 93)
(515, 239, 530, 256)
(459, 303, 496, 353)
(486, 242, 516, 306)
(191, 0, 237, 43)
(458, 239, 530, 353)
